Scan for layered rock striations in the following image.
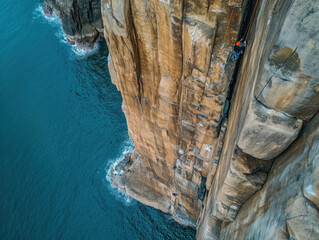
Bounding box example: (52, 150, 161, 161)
(44, 0, 104, 48)
(102, 0, 246, 226)
(45, 0, 319, 239)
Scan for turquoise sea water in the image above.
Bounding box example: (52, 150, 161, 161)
(0, 1, 195, 239)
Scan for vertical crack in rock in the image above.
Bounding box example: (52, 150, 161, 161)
(197, 0, 319, 238)
(129, 0, 143, 103)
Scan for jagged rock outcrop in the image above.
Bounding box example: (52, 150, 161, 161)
(44, 0, 103, 48)
(44, 0, 319, 239)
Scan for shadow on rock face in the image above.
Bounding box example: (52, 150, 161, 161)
(43, 0, 104, 49)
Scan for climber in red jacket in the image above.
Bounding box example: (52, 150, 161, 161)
(231, 39, 246, 60)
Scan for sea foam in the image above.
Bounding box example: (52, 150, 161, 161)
(105, 138, 135, 205)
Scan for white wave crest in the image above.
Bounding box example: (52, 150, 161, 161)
(71, 43, 100, 58)
(33, 3, 61, 27)
(105, 139, 135, 205)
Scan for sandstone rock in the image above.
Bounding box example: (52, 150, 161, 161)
(286, 194, 309, 220)
(47, 0, 319, 238)
(107, 54, 119, 90)
(257, 48, 319, 121)
(198, 217, 221, 240)
(238, 99, 303, 160)
(101, 0, 129, 37)
(198, 0, 319, 238)
(220, 111, 319, 240)
(255, 0, 319, 120)
(102, 0, 244, 224)
(210, 147, 271, 222)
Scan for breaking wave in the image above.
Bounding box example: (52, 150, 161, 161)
(32, 3, 99, 58)
(105, 138, 135, 205)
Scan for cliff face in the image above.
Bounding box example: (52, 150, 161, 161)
(102, 0, 246, 225)
(44, 0, 103, 48)
(197, 0, 319, 238)
(45, 0, 319, 239)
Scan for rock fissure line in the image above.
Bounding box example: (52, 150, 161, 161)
(256, 45, 299, 101)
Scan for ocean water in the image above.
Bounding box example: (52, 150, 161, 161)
(0, 1, 196, 239)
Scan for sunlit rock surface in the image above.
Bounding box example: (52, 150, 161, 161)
(197, 0, 319, 238)
(102, 0, 244, 225)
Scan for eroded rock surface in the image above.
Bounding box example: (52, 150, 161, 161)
(44, 0, 103, 48)
(238, 99, 302, 160)
(220, 112, 319, 240)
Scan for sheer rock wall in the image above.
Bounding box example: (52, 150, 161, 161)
(101, 0, 246, 226)
(197, 0, 319, 238)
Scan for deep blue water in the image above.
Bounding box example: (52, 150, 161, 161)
(0, 1, 195, 239)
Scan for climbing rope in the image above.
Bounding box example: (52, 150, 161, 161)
(222, 6, 235, 45)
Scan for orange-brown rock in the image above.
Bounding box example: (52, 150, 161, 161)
(102, 0, 244, 225)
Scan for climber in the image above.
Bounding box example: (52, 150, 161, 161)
(231, 38, 246, 61)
